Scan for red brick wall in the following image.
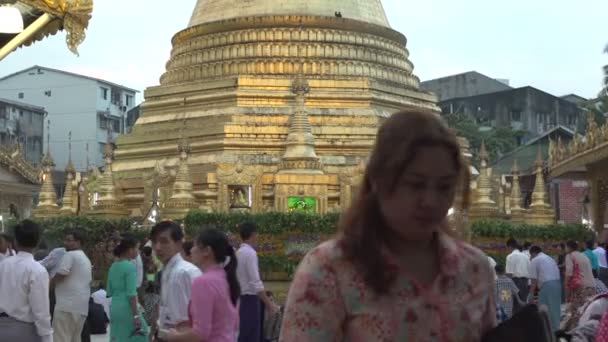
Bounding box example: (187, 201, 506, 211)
(557, 180, 588, 224)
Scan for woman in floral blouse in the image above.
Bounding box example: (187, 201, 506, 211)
(280, 109, 496, 341)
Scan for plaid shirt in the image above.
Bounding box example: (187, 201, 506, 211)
(495, 275, 520, 318)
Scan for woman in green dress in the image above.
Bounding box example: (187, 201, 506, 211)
(107, 235, 149, 341)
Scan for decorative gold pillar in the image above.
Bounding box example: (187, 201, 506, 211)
(526, 148, 555, 224)
(510, 159, 525, 223)
(468, 141, 499, 222)
(588, 164, 607, 234)
(32, 152, 59, 218)
(164, 137, 199, 220)
(59, 160, 77, 215)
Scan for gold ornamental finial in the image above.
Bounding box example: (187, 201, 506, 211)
(479, 140, 489, 165)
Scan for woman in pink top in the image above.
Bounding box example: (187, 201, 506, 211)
(167, 228, 240, 342)
(281, 109, 496, 341)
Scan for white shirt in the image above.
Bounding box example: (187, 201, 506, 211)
(39, 247, 66, 277)
(236, 243, 265, 295)
(159, 253, 201, 328)
(133, 254, 143, 288)
(506, 249, 530, 278)
(91, 289, 110, 320)
(529, 252, 561, 286)
(594, 247, 608, 268)
(0, 249, 15, 263)
(0, 252, 53, 342)
(54, 250, 92, 316)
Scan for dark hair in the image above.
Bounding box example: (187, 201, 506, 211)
(523, 242, 532, 250)
(66, 229, 85, 244)
(530, 245, 542, 254)
(197, 228, 241, 306)
(586, 240, 595, 250)
(183, 241, 194, 257)
(567, 240, 579, 251)
(14, 220, 40, 249)
(560, 243, 566, 250)
(150, 221, 184, 242)
(113, 234, 138, 257)
(506, 238, 521, 251)
(239, 222, 257, 241)
(338, 109, 470, 296)
(494, 264, 505, 274)
(142, 246, 153, 257)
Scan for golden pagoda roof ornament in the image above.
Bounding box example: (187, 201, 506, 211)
(509, 158, 524, 221)
(0, 0, 93, 61)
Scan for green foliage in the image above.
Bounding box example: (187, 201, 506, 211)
(470, 219, 594, 241)
(183, 211, 340, 237)
(444, 113, 524, 165)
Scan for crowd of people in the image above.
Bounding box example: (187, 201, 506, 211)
(0, 219, 281, 342)
(2, 108, 608, 342)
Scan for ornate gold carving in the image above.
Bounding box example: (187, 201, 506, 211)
(0, 145, 42, 185)
(17, 0, 93, 55)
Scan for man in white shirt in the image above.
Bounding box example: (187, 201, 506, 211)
(529, 245, 562, 332)
(505, 238, 530, 308)
(150, 221, 201, 340)
(236, 222, 279, 342)
(50, 230, 92, 342)
(594, 243, 608, 285)
(0, 220, 53, 342)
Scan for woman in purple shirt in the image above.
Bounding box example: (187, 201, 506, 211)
(168, 228, 241, 342)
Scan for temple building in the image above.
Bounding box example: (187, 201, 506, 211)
(111, 0, 439, 216)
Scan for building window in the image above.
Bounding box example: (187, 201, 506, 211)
(100, 87, 108, 100)
(125, 94, 133, 107)
(28, 112, 33, 124)
(44, 90, 52, 97)
(19, 110, 23, 117)
(18, 92, 24, 99)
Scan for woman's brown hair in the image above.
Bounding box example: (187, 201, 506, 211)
(338, 108, 471, 295)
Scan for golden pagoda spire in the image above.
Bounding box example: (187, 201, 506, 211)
(164, 121, 199, 219)
(526, 147, 555, 224)
(468, 140, 499, 222)
(509, 158, 524, 222)
(33, 120, 59, 218)
(89, 136, 129, 218)
(530, 148, 550, 209)
(60, 131, 76, 215)
(278, 62, 322, 174)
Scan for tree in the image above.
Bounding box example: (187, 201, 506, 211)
(444, 113, 524, 166)
(603, 43, 608, 96)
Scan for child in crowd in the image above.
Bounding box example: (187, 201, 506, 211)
(495, 264, 524, 322)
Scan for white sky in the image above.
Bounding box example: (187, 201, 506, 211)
(1, 0, 606, 104)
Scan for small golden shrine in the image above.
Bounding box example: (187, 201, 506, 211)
(109, 0, 439, 217)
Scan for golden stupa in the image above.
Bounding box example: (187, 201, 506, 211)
(113, 0, 438, 215)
